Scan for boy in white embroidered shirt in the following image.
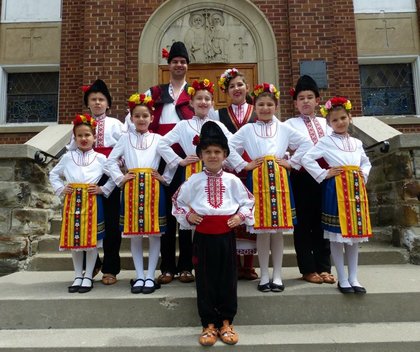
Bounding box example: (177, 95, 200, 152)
(172, 121, 254, 346)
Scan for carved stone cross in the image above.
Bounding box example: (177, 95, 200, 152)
(375, 19, 396, 48)
(22, 28, 42, 57)
(234, 37, 248, 59)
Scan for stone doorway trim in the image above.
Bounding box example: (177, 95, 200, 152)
(138, 0, 278, 92)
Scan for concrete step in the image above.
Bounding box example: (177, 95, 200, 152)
(27, 241, 409, 271)
(1, 265, 420, 330)
(1, 322, 420, 351)
(38, 231, 296, 253)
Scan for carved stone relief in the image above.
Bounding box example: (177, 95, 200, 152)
(160, 9, 257, 64)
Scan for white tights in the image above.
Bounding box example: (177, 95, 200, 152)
(71, 248, 98, 287)
(131, 236, 161, 288)
(330, 241, 361, 288)
(257, 232, 284, 286)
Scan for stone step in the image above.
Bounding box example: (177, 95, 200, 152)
(1, 265, 419, 330)
(38, 230, 296, 253)
(27, 241, 409, 271)
(1, 322, 420, 351)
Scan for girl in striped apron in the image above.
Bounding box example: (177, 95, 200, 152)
(302, 97, 372, 294)
(106, 94, 175, 294)
(49, 114, 115, 293)
(228, 83, 313, 292)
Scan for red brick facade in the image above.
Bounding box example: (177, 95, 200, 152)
(58, 0, 362, 122)
(2, 0, 420, 144)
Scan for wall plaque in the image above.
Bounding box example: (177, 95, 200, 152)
(299, 60, 328, 89)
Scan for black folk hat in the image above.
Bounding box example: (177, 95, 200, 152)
(196, 121, 230, 157)
(168, 41, 190, 64)
(83, 79, 112, 108)
(293, 75, 320, 100)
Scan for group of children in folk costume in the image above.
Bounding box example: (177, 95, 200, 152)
(49, 41, 373, 346)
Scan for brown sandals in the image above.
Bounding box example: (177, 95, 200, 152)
(319, 272, 336, 284)
(218, 320, 239, 345)
(302, 272, 323, 284)
(199, 324, 218, 346)
(101, 273, 117, 285)
(198, 321, 239, 346)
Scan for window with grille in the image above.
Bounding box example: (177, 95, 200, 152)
(360, 64, 416, 116)
(6, 72, 59, 123)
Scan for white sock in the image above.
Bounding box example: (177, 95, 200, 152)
(71, 251, 84, 286)
(330, 242, 350, 287)
(270, 232, 284, 285)
(257, 233, 270, 285)
(345, 243, 361, 286)
(81, 249, 98, 287)
(131, 237, 144, 287)
(145, 236, 161, 287)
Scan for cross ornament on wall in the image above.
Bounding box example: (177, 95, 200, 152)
(375, 19, 396, 48)
(21, 28, 42, 57)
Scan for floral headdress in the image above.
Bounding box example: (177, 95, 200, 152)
(319, 96, 352, 117)
(217, 68, 239, 93)
(251, 83, 280, 101)
(127, 93, 155, 111)
(73, 114, 97, 129)
(187, 79, 215, 97)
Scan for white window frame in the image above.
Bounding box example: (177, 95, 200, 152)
(1, 0, 62, 23)
(358, 55, 420, 117)
(353, 0, 416, 14)
(0, 65, 60, 126)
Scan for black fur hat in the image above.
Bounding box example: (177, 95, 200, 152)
(83, 79, 112, 108)
(293, 75, 319, 100)
(196, 121, 230, 157)
(168, 41, 190, 64)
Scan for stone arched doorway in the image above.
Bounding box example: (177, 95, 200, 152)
(138, 0, 278, 105)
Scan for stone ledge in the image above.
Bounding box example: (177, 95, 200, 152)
(0, 144, 39, 160)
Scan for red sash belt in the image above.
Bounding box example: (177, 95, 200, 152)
(94, 147, 113, 158)
(195, 215, 233, 235)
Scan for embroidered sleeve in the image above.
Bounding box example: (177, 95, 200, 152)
(234, 180, 255, 226)
(157, 124, 183, 167)
(49, 155, 67, 195)
(171, 182, 194, 230)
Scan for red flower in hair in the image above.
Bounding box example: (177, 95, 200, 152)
(330, 96, 348, 106)
(162, 48, 169, 59)
(81, 85, 91, 93)
(289, 88, 295, 97)
(192, 135, 200, 146)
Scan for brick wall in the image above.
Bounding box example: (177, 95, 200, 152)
(58, 0, 361, 123)
(59, 0, 165, 123)
(0, 133, 36, 144)
(391, 125, 420, 134)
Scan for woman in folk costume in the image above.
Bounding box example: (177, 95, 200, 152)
(215, 68, 258, 280)
(172, 121, 255, 346)
(105, 94, 175, 294)
(49, 114, 115, 293)
(228, 83, 313, 292)
(302, 97, 372, 294)
(284, 75, 335, 285)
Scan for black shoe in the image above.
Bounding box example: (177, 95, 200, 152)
(78, 277, 94, 294)
(351, 285, 367, 294)
(68, 277, 83, 293)
(130, 278, 144, 294)
(257, 282, 271, 292)
(270, 282, 285, 292)
(142, 279, 160, 294)
(337, 283, 355, 294)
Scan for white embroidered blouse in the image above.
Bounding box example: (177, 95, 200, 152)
(172, 169, 255, 230)
(49, 149, 115, 197)
(301, 133, 372, 183)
